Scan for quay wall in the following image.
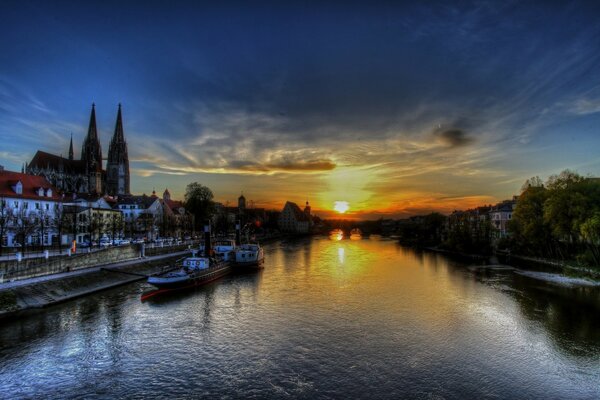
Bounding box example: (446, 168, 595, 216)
(0, 253, 185, 318)
(0, 245, 141, 282)
(145, 243, 198, 257)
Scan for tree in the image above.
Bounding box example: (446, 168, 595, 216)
(0, 198, 10, 255)
(88, 210, 106, 244)
(184, 183, 215, 231)
(51, 203, 69, 253)
(12, 208, 36, 255)
(109, 213, 124, 242)
(509, 184, 553, 257)
(520, 176, 544, 193)
(580, 212, 600, 266)
(545, 169, 584, 191)
(35, 208, 52, 251)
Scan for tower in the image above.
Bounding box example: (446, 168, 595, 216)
(81, 103, 103, 193)
(106, 104, 130, 196)
(304, 200, 311, 217)
(238, 193, 246, 210)
(68, 133, 74, 160)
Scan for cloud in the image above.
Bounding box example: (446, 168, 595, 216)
(568, 98, 600, 115)
(433, 128, 474, 147)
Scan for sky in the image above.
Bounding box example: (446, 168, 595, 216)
(1, 1, 600, 219)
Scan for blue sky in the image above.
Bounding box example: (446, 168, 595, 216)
(1, 1, 600, 218)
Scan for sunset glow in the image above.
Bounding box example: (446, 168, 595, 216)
(334, 201, 350, 214)
(1, 2, 599, 221)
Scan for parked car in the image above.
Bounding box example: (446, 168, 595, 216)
(119, 239, 131, 245)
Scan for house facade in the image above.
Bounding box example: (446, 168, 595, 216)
(490, 198, 517, 239)
(0, 168, 63, 248)
(278, 201, 312, 233)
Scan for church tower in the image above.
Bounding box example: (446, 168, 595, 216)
(81, 103, 103, 193)
(68, 133, 74, 160)
(304, 200, 311, 217)
(106, 104, 130, 196)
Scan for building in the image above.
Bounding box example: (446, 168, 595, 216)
(115, 192, 163, 240)
(161, 189, 194, 238)
(106, 104, 130, 196)
(278, 201, 311, 233)
(0, 168, 63, 248)
(27, 104, 130, 196)
(490, 197, 518, 238)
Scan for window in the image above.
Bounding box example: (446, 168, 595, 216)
(35, 203, 40, 210)
(23, 202, 28, 210)
(45, 204, 50, 210)
(14, 201, 18, 208)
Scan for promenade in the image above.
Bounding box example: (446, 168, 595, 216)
(0, 249, 191, 318)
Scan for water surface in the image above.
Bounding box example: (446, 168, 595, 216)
(1, 237, 599, 399)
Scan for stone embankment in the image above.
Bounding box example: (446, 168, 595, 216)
(0, 242, 197, 282)
(0, 250, 191, 319)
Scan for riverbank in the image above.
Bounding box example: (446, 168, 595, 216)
(0, 250, 190, 320)
(420, 245, 600, 281)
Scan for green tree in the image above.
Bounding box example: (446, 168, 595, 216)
(184, 183, 215, 231)
(580, 212, 600, 266)
(509, 184, 553, 257)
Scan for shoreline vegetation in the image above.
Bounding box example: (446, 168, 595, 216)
(391, 170, 600, 282)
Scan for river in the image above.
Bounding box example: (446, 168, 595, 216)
(1, 236, 599, 399)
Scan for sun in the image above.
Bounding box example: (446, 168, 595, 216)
(333, 201, 350, 214)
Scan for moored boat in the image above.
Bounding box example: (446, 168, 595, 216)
(231, 220, 265, 271)
(213, 238, 236, 261)
(143, 221, 231, 298)
(233, 243, 265, 270)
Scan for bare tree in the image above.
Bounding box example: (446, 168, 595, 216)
(110, 213, 124, 242)
(0, 198, 10, 255)
(51, 203, 69, 253)
(34, 207, 52, 252)
(12, 207, 36, 255)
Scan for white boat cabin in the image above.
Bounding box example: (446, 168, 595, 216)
(182, 256, 209, 270)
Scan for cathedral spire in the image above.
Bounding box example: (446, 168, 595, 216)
(68, 133, 74, 160)
(106, 103, 130, 196)
(114, 103, 125, 143)
(81, 103, 103, 194)
(81, 103, 102, 164)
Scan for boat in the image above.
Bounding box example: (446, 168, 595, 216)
(213, 238, 236, 262)
(233, 243, 265, 270)
(143, 221, 231, 296)
(231, 220, 265, 270)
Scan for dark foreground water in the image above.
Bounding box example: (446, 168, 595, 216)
(1, 237, 600, 399)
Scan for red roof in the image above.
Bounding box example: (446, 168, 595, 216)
(0, 170, 61, 201)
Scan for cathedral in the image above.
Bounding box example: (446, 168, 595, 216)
(27, 104, 130, 196)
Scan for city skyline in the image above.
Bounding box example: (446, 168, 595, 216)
(1, 1, 600, 219)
